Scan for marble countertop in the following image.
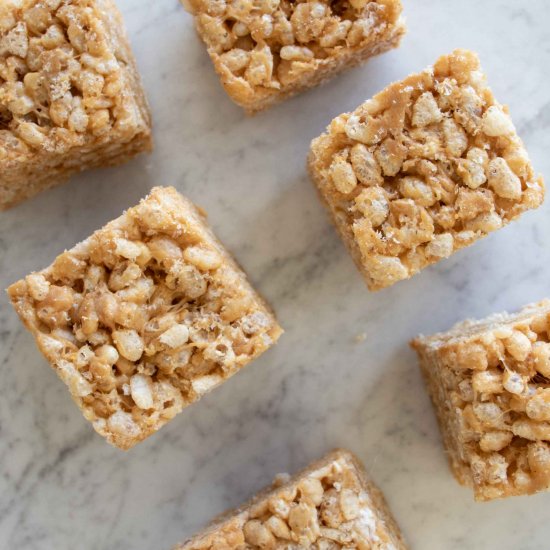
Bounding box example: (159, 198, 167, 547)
(1, 0, 550, 548)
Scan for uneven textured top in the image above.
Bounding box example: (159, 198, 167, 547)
(0, 0, 150, 162)
(182, 0, 404, 110)
(309, 49, 545, 290)
(7, 187, 282, 449)
(1, 2, 550, 549)
(176, 450, 405, 549)
(413, 301, 550, 501)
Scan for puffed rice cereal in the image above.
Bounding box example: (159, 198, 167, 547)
(0, 0, 152, 210)
(180, 0, 405, 113)
(308, 49, 545, 291)
(7, 187, 283, 450)
(412, 300, 550, 501)
(173, 449, 408, 549)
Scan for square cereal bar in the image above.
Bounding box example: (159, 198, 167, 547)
(181, 0, 405, 113)
(7, 187, 282, 450)
(0, 0, 152, 210)
(174, 449, 407, 549)
(412, 300, 550, 501)
(309, 49, 545, 291)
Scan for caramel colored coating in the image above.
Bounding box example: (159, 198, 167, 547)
(309, 50, 545, 291)
(412, 300, 550, 501)
(0, 0, 152, 209)
(181, 0, 405, 113)
(8, 187, 282, 449)
(175, 449, 407, 549)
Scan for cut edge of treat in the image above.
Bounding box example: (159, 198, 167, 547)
(238, 20, 407, 115)
(415, 347, 477, 495)
(411, 299, 550, 351)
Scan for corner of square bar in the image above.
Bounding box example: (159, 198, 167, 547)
(7, 186, 282, 450)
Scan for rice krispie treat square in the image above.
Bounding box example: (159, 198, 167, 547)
(174, 449, 407, 549)
(7, 187, 282, 450)
(180, 0, 405, 113)
(309, 49, 545, 291)
(412, 301, 550, 501)
(0, 0, 152, 210)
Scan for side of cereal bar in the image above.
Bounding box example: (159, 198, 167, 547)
(174, 449, 407, 549)
(309, 49, 545, 291)
(0, 0, 152, 210)
(412, 300, 550, 501)
(181, 0, 405, 113)
(7, 187, 282, 450)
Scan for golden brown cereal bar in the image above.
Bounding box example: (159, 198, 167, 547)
(412, 300, 550, 501)
(7, 187, 282, 450)
(180, 0, 405, 113)
(174, 449, 407, 549)
(309, 50, 545, 291)
(0, 0, 152, 210)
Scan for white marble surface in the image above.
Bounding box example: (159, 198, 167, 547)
(1, 0, 550, 548)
